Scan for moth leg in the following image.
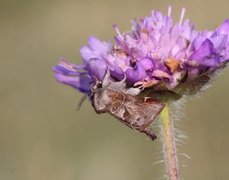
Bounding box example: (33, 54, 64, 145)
(76, 95, 87, 110)
(141, 127, 157, 140)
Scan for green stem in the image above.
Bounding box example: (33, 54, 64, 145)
(160, 103, 180, 180)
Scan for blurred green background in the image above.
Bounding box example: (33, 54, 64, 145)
(0, 0, 229, 180)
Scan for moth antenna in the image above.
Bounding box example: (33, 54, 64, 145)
(91, 75, 100, 86)
(76, 95, 87, 111)
(120, 74, 127, 83)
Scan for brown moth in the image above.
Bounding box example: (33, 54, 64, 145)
(90, 71, 165, 140)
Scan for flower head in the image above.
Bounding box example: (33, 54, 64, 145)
(53, 7, 229, 99)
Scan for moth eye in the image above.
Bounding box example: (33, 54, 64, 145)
(97, 83, 102, 88)
(136, 117, 141, 121)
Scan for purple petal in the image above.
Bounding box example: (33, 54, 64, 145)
(110, 66, 125, 80)
(211, 34, 228, 50)
(181, 19, 194, 40)
(88, 36, 112, 53)
(53, 59, 87, 76)
(190, 39, 215, 60)
(189, 39, 218, 67)
(80, 36, 112, 64)
(54, 73, 91, 93)
(53, 65, 85, 77)
(87, 58, 107, 81)
(191, 36, 207, 51)
(138, 57, 154, 71)
(80, 46, 96, 63)
(217, 19, 229, 34)
(125, 63, 146, 83)
(104, 54, 127, 79)
(53, 60, 91, 93)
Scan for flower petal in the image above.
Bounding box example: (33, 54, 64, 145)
(217, 19, 229, 34)
(189, 39, 218, 67)
(139, 57, 155, 71)
(53, 60, 91, 93)
(54, 73, 91, 93)
(125, 63, 146, 83)
(87, 58, 107, 81)
(88, 36, 112, 54)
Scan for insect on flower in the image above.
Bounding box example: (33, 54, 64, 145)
(91, 70, 165, 140)
(53, 7, 229, 140)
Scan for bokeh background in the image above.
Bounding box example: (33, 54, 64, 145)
(0, 0, 229, 180)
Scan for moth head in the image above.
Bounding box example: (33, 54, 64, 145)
(92, 82, 101, 91)
(92, 88, 113, 112)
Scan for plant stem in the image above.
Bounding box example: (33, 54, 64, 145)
(160, 103, 180, 180)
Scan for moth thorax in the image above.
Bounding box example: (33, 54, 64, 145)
(93, 88, 112, 111)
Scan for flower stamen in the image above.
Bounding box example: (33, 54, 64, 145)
(179, 8, 186, 26)
(167, 6, 172, 17)
(113, 24, 125, 42)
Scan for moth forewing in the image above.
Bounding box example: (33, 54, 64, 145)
(91, 86, 165, 140)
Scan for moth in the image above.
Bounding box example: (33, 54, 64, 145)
(90, 71, 165, 140)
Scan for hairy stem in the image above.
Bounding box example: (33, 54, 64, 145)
(160, 103, 180, 180)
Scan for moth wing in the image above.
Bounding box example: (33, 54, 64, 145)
(139, 98, 165, 127)
(123, 97, 165, 140)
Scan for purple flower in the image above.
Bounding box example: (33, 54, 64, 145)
(53, 7, 229, 97)
(53, 59, 91, 93)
